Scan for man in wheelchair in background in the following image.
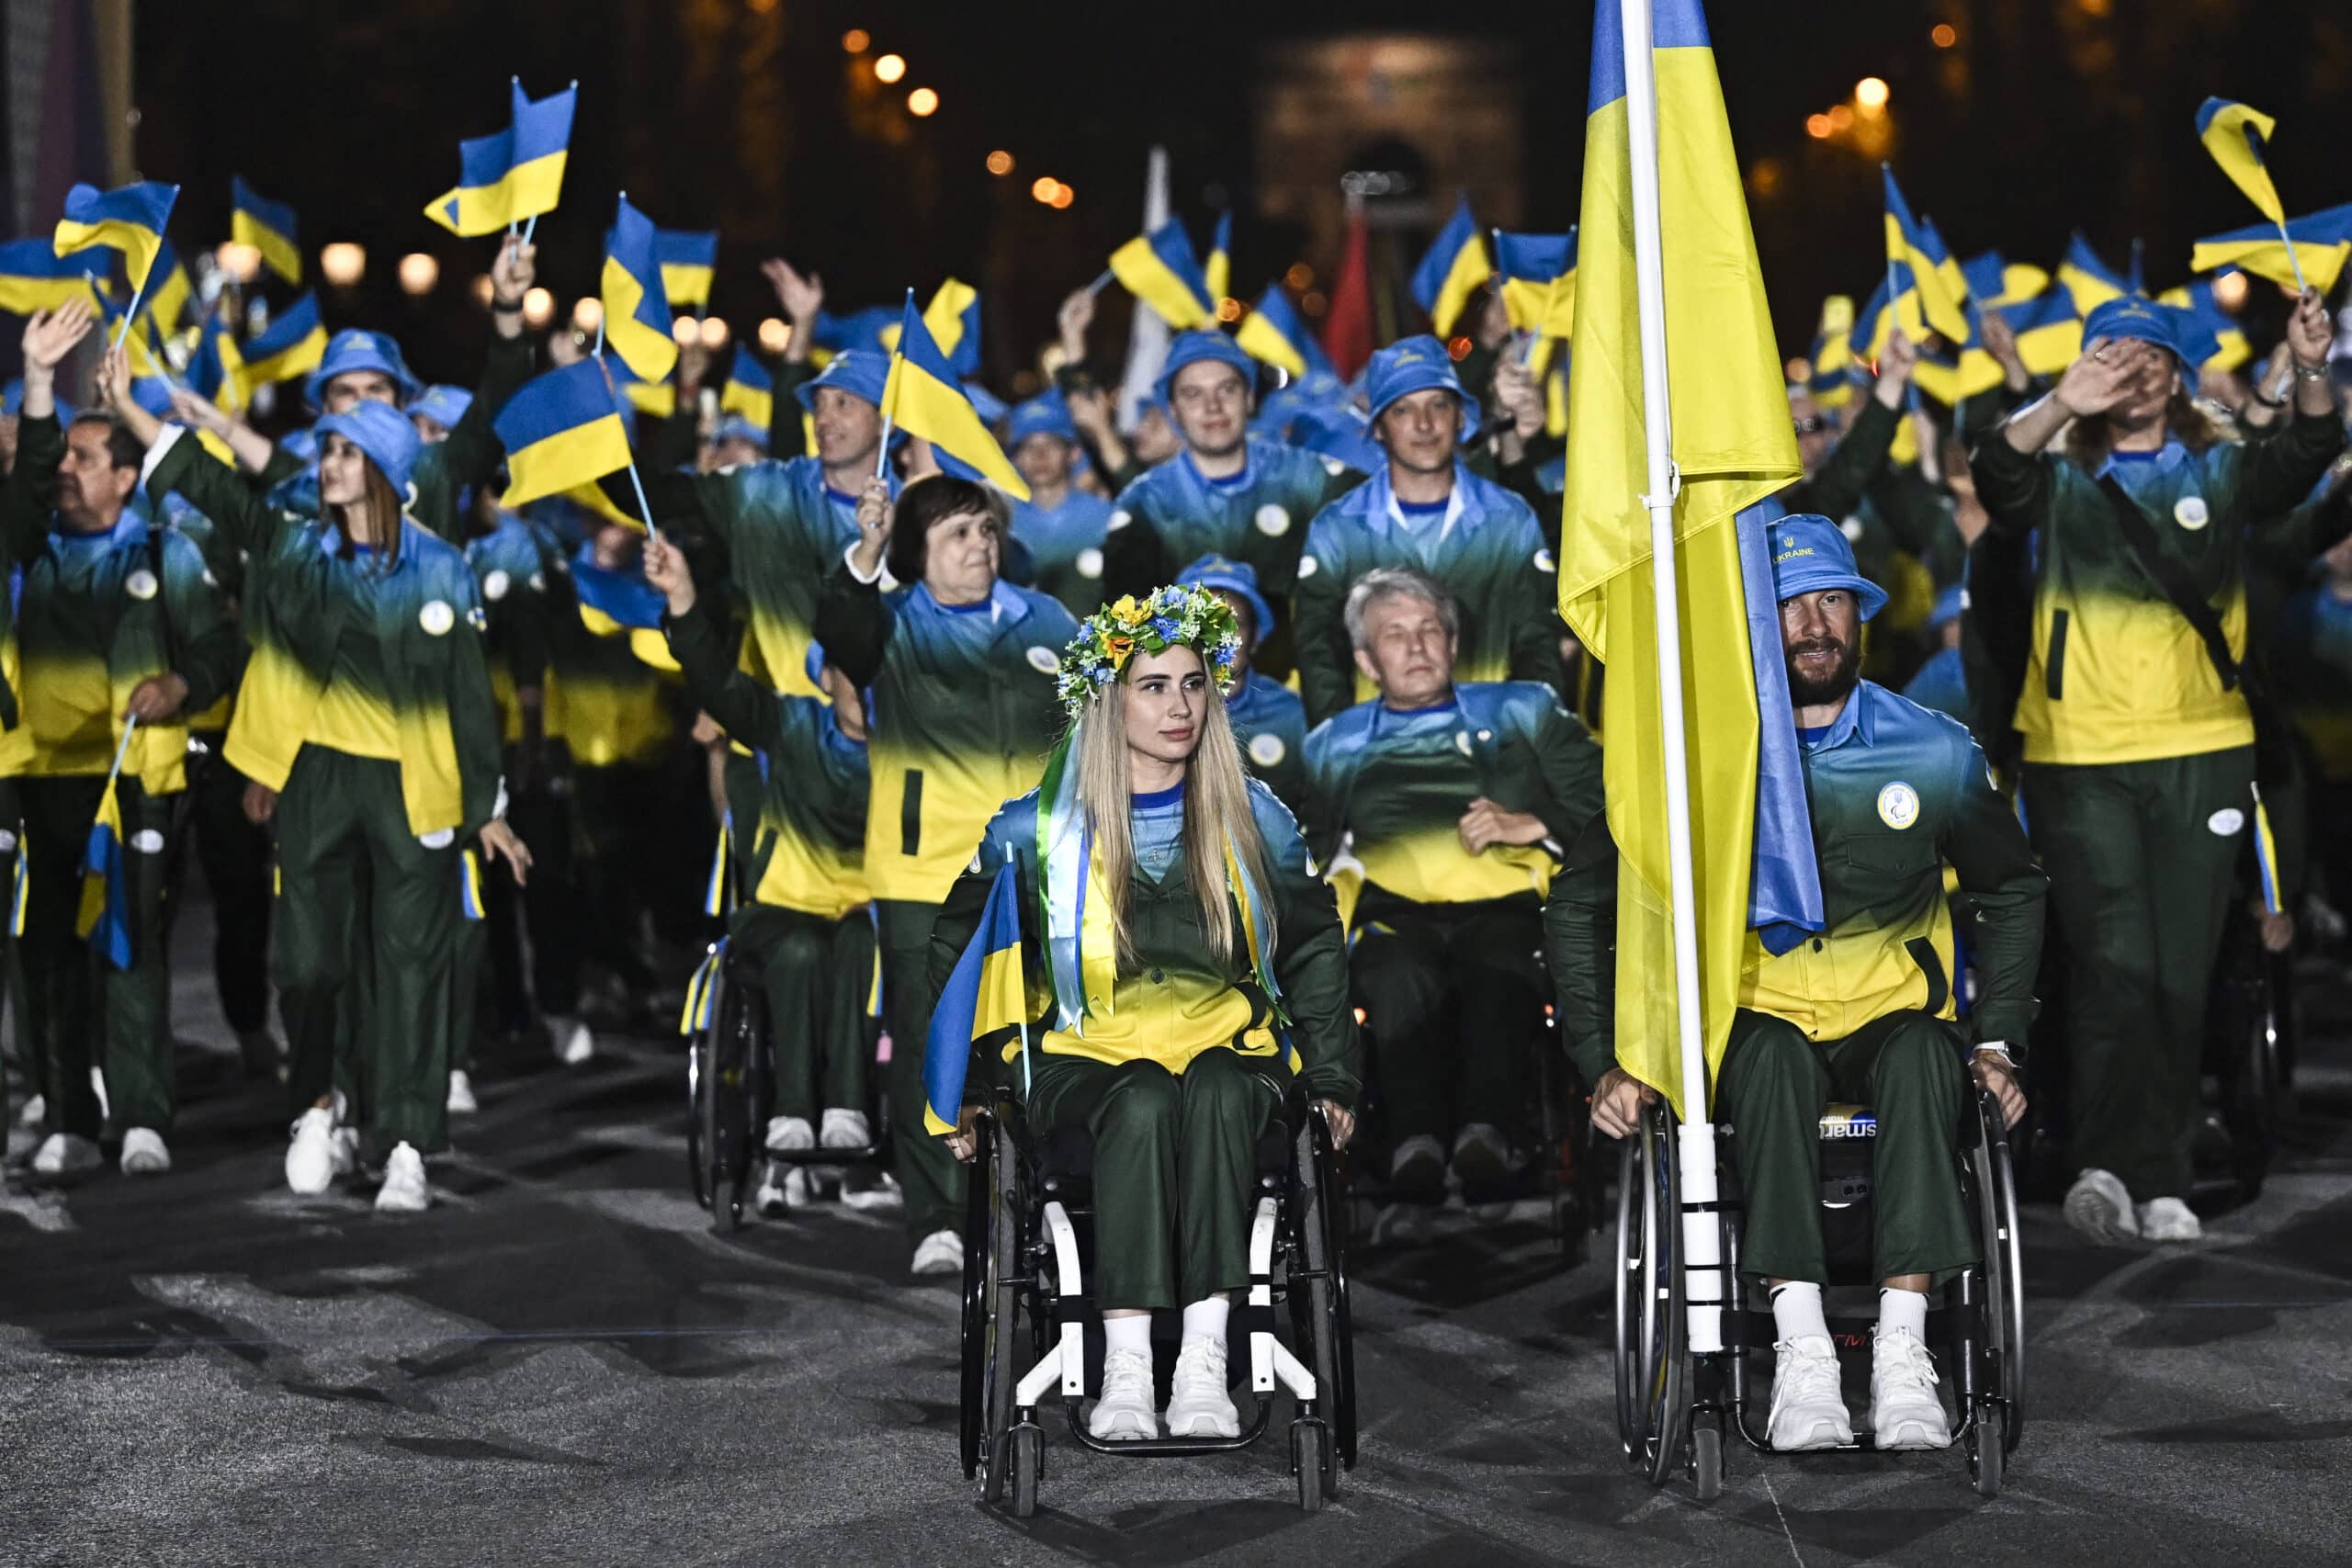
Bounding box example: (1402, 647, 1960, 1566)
(1551, 513, 2041, 1453)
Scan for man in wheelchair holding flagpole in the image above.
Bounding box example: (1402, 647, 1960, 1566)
(1549, 513, 2041, 1452)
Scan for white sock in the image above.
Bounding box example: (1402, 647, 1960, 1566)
(1769, 1280, 1827, 1343)
(1878, 1286, 1928, 1342)
(1103, 1314, 1152, 1359)
(1181, 1297, 1229, 1348)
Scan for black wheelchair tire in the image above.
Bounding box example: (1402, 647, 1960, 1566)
(1293, 1421, 1329, 1515)
(1009, 1424, 1041, 1518)
(1295, 1114, 1357, 1476)
(699, 962, 763, 1234)
(1969, 1404, 2005, 1497)
(684, 1037, 711, 1212)
(1692, 1422, 1723, 1503)
(1973, 1092, 2027, 1458)
(1613, 1102, 1689, 1484)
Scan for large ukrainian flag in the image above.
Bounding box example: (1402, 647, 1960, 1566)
(601, 195, 678, 385)
(924, 863, 1031, 1134)
(424, 81, 576, 237)
(495, 359, 635, 509)
(880, 291, 1029, 499)
(1562, 0, 1804, 1114)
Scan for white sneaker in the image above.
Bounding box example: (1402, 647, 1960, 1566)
(374, 1142, 430, 1213)
(1869, 1326, 1951, 1450)
(1088, 1348, 1159, 1440)
(1767, 1334, 1854, 1451)
(285, 1106, 356, 1195)
(549, 1015, 594, 1066)
(764, 1115, 815, 1154)
(1165, 1337, 1241, 1438)
(2137, 1196, 2202, 1242)
(30, 1132, 101, 1179)
(119, 1128, 172, 1176)
(840, 1168, 902, 1211)
(2064, 1168, 2140, 1244)
(820, 1107, 870, 1149)
(910, 1227, 964, 1276)
(755, 1161, 818, 1216)
(445, 1070, 479, 1115)
(15, 1092, 44, 1129)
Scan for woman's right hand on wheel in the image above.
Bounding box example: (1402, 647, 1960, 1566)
(944, 1103, 984, 1163)
(1588, 1066, 1658, 1141)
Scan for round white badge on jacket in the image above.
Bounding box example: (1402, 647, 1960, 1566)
(1249, 732, 1286, 766)
(1254, 503, 1291, 536)
(483, 570, 512, 601)
(419, 600, 455, 636)
(2208, 807, 2245, 836)
(1076, 547, 1103, 579)
(125, 569, 159, 601)
(1877, 781, 1921, 829)
(1025, 646, 1058, 674)
(2175, 495, 2211, 530)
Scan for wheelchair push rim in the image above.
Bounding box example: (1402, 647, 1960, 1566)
(1613, 1100, 1690, 1483)
(1972, 1091, 2026, 1458)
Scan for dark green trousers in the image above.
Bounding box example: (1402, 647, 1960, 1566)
(877, 897, 963, 1241)
(274, 746, 458, 1161)
(2026, 748, 2251, 1201)
(1028, 1046, 1287, 1311)
(1717, 1008, 1974, 1285)
(1351, 888, 1544, 1145)
(178, 741, 273, 1036)
(19, 773, 175, 1137)
(730, 903, 876, 1121)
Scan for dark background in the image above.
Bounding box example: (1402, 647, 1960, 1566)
(115, 0, 2352, 387)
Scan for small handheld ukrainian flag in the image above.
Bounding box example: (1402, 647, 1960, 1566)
(1107, 219, 1216, 331)
(495, 359, 636, 509)
(1493, 230, 1578, 339)
(601, 194, 678, 385)
(424, 80, 576, 237)
(75, 720, 139, 971)
(882, 277, 982, 378)
(188, 311, 248, 412)
(1879, 166, 1970, 346)
(54, 181, 178, 294)
(2192, 202, 2352, 296)
(719, 346, 774, 430)
(1204, 210, 1233, 306)
(231, 176, 302, 284)
(656, 229, 718, 310)
(1235, 283, 1327, 379)
(145, 241, 193, 336)
(0, 237, 110, 315)
(924, 863, 1031, 1134)
(1410, 193, 1491, 339)
(2197, 98, 2288, 228)
(233, 292, 327, 401)
(880, 290, 1029, 500)
(2055, 232, 2132, 315)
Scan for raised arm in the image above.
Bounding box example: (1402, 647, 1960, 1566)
(435, 234, 540, 500)
(100, 344, 288, 563)
(645, 532, 783, 754)
(811, 479, 897, 687)
(6, 300, 96, 558)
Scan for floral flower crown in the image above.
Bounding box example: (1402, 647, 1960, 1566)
(1056, 584, 1244, 718)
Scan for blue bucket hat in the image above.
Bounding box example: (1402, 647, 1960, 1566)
(409, 384, 474, 431)
(1767, 512, 1886, 621)
(1363, 333, 1482, 443)
(1005, 391, 1079, 450)
(2080, 296, 2197, 382)
(795, 347, 889, 414)
(315, 399, 423, 500)
(1154, 331, 1257, 405)
(304, 328, 424, 411)
(1176, 554, 1277, 649)
(711, 413, 770, 452)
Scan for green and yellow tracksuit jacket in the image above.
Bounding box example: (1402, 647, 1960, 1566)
(929, 778, 1361, 1109)
(666, 599, 869, 919)
(1102, 437, 1361, 608)
(1294, 462, 1564, 725)
(464, 513, 554, 748)
(148, 429, 503, 839)
(1302, 682, 1601, 925)
(1225, 669, 1308, 812)
(1969, 412, 2346, 765)
(1, 415, 242, 790)
(815, 564, 1079, 907)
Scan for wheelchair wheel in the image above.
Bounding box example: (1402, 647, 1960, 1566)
(1612, 1101, 1689, 1484)
(695, 961, 763, 1234)
(1008, 1423, 1041, 1518)
(2223, 969, 2283, 1201)
(1293, 1111, 1356, 1481)
(961, 1115, 1025, 1504)
(1971, 1092, 2027, 1461)
(1692, 1422, 1723, 1503)
(1293, 1420, 1329, 1515)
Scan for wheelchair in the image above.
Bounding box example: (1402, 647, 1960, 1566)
(1613, 1087, 2024, 1500)
(681, 937, 888, 1233)
(2200, 906, 2289, 1201)
(957, 1096, 1357, 1517)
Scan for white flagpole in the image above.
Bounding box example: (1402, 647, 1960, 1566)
(1115, 146, 1173, 431)
(1618, 0, 1724, 1357)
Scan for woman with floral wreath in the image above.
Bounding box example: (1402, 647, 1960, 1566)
(931, 581, 1360, 1442)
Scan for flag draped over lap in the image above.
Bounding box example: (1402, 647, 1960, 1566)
(1562, 0, 1804, 1116)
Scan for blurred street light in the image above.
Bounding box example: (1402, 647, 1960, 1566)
(987, 150, 1014, 175)
(874, 53, 905, 84)
(521, 288, 554, 328)
(699, 318, 729, 349)
(2214, 272, 2250, 310)
(1031, 176, 1058, 204)
(1805, 114, 1834, 139)
(842, 28, 869, 51)
(672, 315, 700, 345)
(1931, 23, 1958, 47)
(215, 243, 262, 284)
(1049, 184, 1074, 209)
(469, 273, 495, 309)
(321, 243, 366, 287)
(573, 298, 605, 332)
(397, 253, 439, 296)
(908, 87, 938, 117)
(1855, 76, 1890, 112)
(758, 317, 791, 354)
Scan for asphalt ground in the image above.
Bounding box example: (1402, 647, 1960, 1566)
(4, 904, 2349, 1568)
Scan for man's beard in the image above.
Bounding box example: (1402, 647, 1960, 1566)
(1785, 637, 1860, 706)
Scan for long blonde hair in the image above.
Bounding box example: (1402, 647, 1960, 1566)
(1070, 657, 1273, 969)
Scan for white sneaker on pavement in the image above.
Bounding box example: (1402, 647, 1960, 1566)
(1164, 1337, 1241, 1438)
(549, 1015, 595, 1067)
(119, 1128, 172, 1176)
(1869, 1327, 1951, 1450)
(1088, 1348, 1159, 1440)
(445, 1070, 479, 1115)
(2064, 1168, 2140, 1244)
(910, 1227, 963, 1276)
(16, 1092, 44, 1129)
(31, 1132, 101, 1179)
(2137, 1196, 2202, 1242)
(285, 1106, 356, 1195)
(1768, 1334, 1854, 1451)
(374, 1142, 430, 1213)
(755, 1160, 818, 1216)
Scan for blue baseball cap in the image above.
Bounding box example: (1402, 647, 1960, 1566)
(1767, 512, 1886, 621)
(2081, 296, 2197, 382)
(710, 413, 770, 452)
(1155, 331, 1257, 405)
(410, 384, 473, 431)
(315, 399, 423, 499)
(795, 347, 889, 413)
(1176, 554, 1277, 649)
(304, 328, 424, 411)
(1363, 333, 1481, 442)
(1005, 391, 1079, 450)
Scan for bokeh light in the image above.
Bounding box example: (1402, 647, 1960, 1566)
(874, 52, 905, 84)
(321, 243, 366, 287)
(758, 317, 791, 354)
(907, 87, 938, 117)
(987, 150, 1014, 175)
(572, 298, 605, 332)
(842, 28, 869, 52)
(521, 288, 555, 328)
(397, 253, 439, 296)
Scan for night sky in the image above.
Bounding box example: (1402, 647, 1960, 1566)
(127, 0, 2352, 389)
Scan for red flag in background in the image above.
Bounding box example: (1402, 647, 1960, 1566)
(1321, 204, 1375, 379)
